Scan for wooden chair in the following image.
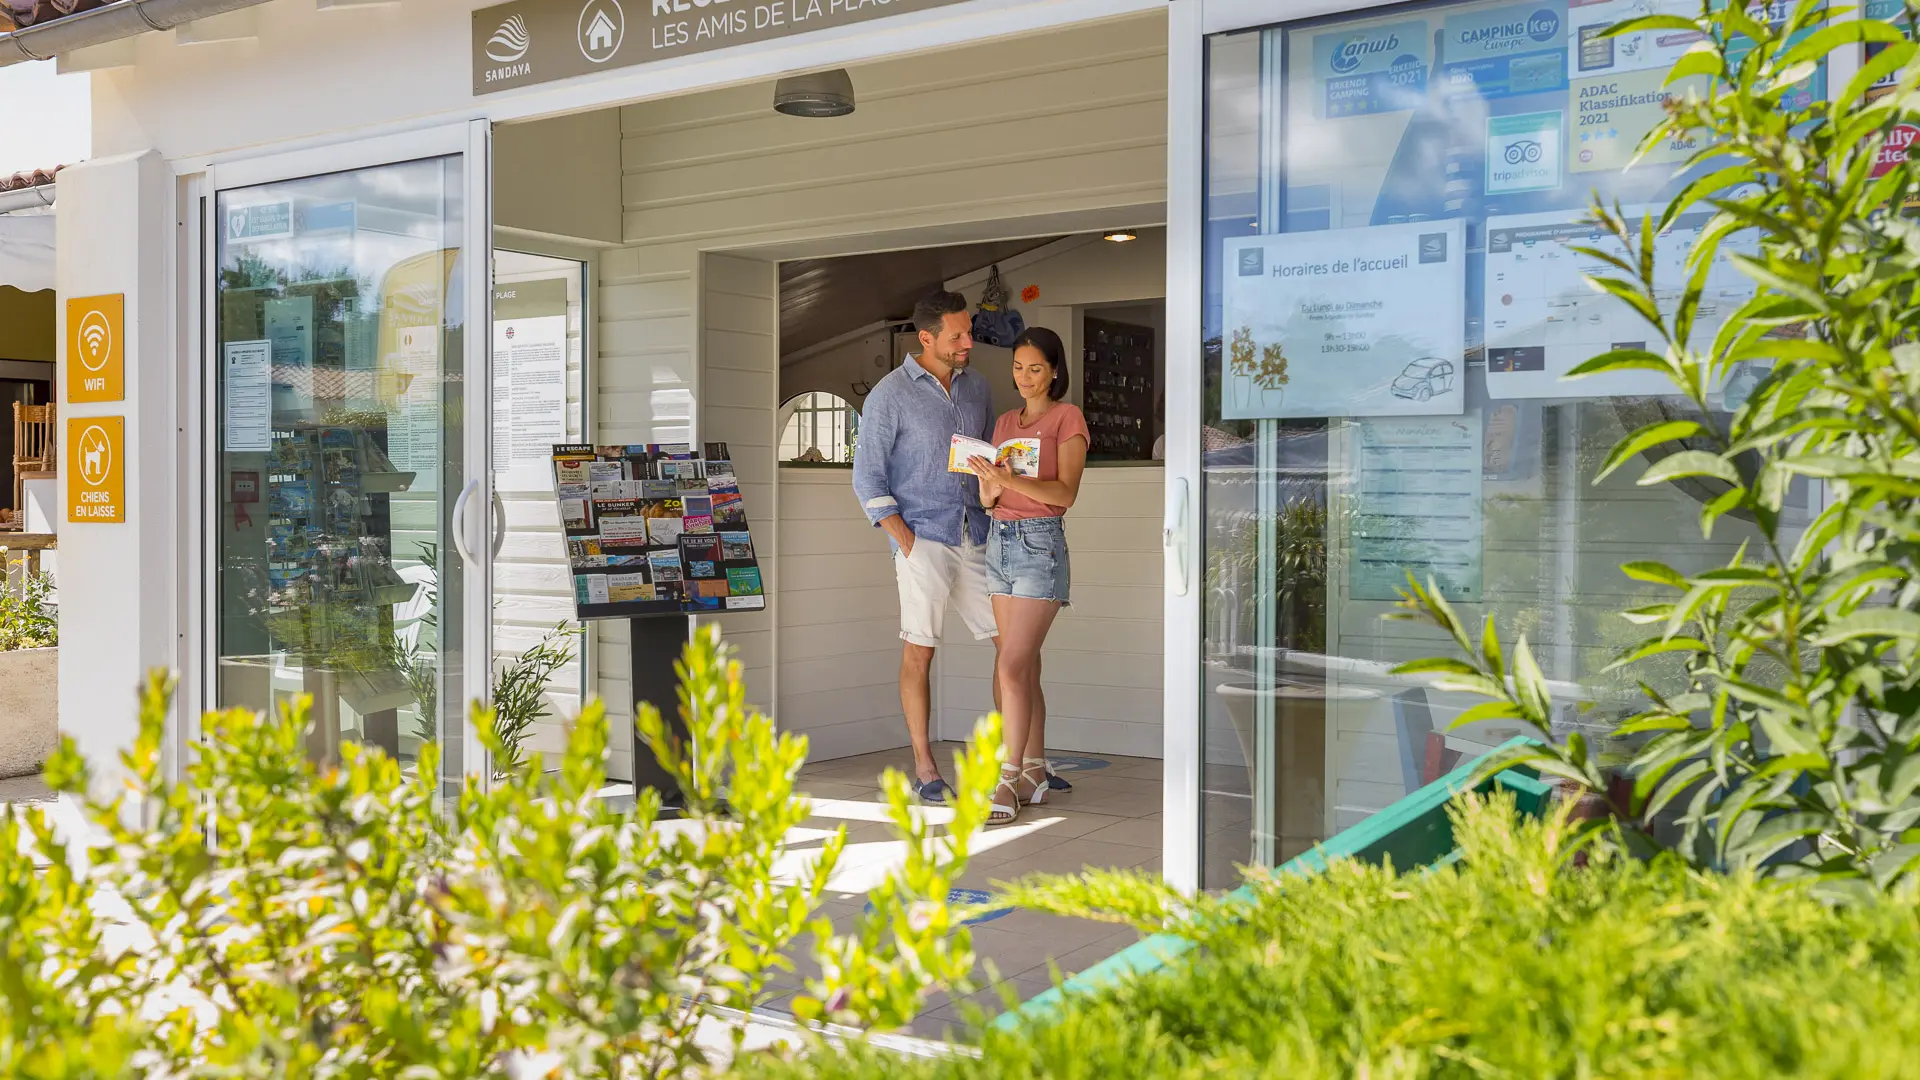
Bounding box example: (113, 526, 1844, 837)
(10, 400, 55, 529)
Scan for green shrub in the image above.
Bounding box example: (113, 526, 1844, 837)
(0, 548, 56, 652)
(0, 626, 998, 1078)
(1393, 2, 1920, 895)
(745, 796, 1920, 1080)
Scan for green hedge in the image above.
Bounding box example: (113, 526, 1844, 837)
(745, 795, 1920, 1080)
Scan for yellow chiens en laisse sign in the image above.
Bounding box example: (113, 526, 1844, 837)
(67, 416, 126, 523)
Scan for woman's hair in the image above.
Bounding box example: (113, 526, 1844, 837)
(1011, 326, 1071, 401)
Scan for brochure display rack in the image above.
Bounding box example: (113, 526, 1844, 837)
(553, 442, 766, 620)
(551, 442, 766, 810)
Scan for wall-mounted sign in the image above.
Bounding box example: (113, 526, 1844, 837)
(66, 293, 125, 403)
(494, 278, 570, 474)
(67, 416, 125, 523)
(472, 0, 971, 95)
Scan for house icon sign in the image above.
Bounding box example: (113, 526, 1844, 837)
(577, 0, 624, 63)
(586, 11, 615, 50)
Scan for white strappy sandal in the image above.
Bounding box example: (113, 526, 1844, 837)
(1019, 757, 1052, 806)
(989, 764, 1023, 826)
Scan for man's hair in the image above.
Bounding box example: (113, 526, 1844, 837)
(912, 290, 969, 337)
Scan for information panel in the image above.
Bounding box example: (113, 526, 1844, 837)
(554, 442, 765, 620)
(1221, 221, 1467, 419)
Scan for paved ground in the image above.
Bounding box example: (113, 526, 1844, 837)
(0, 773, 54, 804)
(774, 744, 1165, 1040)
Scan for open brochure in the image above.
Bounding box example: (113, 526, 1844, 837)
(948, 434, 1040, 478)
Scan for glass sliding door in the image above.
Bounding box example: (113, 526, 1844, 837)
(1189, 1, 1822, 887)
(210, 144, 489, 790)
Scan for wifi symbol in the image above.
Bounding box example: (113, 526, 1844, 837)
(77, 311, 111, 372)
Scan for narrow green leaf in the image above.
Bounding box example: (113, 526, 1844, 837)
(1641, 450, 1741, 486)
(1814, 609, 1920, 646)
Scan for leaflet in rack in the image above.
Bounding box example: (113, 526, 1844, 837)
(552, 442, 766, 620)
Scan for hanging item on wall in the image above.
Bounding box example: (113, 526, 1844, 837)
(552, 441, 766, 620)
(1021, 284, 1041, 304)
(971, 264, 1026, 348)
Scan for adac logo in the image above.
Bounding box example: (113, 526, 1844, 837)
(578, 0, 625, 64)
(1526, 8, 1560, 42)
(486, 14, 530, 63)
(1328, 31, 1400, 74)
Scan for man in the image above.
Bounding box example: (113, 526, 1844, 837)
(852, 290, 999, 802)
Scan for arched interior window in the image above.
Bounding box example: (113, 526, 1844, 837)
(777, 391, 859, 464)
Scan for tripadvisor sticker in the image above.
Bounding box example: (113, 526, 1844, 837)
(1486, 111, 1563, 195)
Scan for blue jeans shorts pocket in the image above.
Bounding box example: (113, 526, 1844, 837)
(986, 517, 1070, 605)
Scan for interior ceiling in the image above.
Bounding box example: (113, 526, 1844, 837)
(779, 237, 1060, 359)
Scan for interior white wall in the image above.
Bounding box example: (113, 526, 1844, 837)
(589, 240, 701, 778)
(698, 253, 781, 709)
(775, 466, 904, 758)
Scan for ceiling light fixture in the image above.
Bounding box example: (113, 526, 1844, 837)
(1102, 230, 1138, 243)
(774, 69, 856, 117)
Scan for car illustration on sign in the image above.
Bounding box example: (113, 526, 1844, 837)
(1389, 357, 1457, 401)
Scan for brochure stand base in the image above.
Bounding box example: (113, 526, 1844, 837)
(631, 614, 692, 815)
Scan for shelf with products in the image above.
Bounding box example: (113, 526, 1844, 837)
(1082, 316, 1157, 460)
(263, 424, 418, 618)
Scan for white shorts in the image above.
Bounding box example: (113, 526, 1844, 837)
(895, 532, 997, 648)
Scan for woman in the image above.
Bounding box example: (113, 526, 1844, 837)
(967, 326, 1088, 825)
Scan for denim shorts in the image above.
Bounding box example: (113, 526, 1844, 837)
(986, 516, 1071, 605)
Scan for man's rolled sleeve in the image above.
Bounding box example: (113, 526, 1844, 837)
(852, 386, 899, 527)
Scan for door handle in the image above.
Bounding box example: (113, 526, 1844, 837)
(1164, 475, 1190, 597)
(491, 489, 507, 559)
(450, 478, 481, 567)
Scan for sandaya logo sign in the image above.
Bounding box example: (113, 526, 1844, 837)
(484, 12, 533, 81)
(487, 14, 530, 61)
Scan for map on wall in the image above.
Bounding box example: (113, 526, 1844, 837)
(1221, 221, 1467, 419)
(553, 442, 766, 621)
(1482, 207, 1766, 399)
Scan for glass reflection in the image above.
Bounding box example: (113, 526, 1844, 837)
(1197, 9, 1817, 887)
(214, 157, 467, 785)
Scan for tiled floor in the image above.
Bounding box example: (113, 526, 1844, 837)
(774, 744, 1165, 1040)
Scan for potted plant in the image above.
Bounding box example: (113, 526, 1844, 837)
(0, 547, 57, 780)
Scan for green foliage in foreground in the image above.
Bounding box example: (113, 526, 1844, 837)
(746, 796, 1920, 1080)
(0, 626, 1001, 1078)
(0, 550, 56, 652)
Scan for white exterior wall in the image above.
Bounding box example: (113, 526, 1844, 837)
(53, 152, 179, 809)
